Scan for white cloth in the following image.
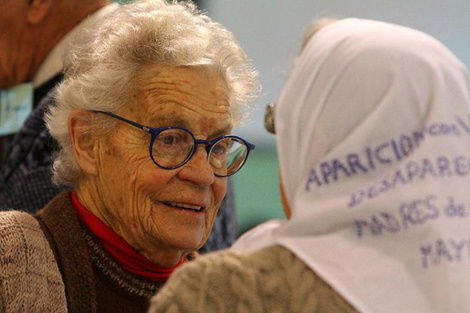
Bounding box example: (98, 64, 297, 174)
(233, 18, 470, 313)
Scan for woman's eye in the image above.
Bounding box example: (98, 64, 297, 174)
(212, 144, 227, 155)
(161, 135, 176, 145)
(157, 132, 186, 146)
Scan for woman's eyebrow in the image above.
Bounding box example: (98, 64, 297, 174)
(208, 126, 232, 139)
(147, 117, 231, 138)
(147, 117, 190, 128)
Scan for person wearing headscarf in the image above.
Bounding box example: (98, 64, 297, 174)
(148, 18, 470, 313)
(0, 0, 257, 312)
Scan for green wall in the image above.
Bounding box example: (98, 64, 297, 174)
(232, 149, 285, 236)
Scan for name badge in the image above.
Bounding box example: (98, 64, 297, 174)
(0, 82, 33, 136)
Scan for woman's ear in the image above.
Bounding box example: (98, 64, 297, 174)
(27, 0, 53, 25)
(69, 110, 98, 176)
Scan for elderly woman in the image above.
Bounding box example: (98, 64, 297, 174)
(148, 18, 470, 313)
(0, 0, 256, 312)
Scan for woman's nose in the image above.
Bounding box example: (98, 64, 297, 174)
(177, 146, 215, 186)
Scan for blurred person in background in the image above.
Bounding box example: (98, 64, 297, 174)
(149, 17, 470, 313)
(0, 0, 257, 312)
(0, 0, 111, 164)
(0, 0, 240, 253)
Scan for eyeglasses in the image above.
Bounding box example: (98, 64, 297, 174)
(94, 111, 255, 177)
(264, 102, 276, 134)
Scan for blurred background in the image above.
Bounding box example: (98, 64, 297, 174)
(115, 0, 470, 235)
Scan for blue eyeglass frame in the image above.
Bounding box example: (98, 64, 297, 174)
(93, 110, 255, 177)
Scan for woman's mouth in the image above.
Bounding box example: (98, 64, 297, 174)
(162, 201, 204, 212)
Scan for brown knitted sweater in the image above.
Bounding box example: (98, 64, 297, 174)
(0, 211, 66, 313)
(149, 245, 360, 313)
(34, 191, 166, 313)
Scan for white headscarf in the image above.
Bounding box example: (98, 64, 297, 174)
(233, 18, 470, 313)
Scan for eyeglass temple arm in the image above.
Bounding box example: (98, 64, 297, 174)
(93, 111, 151, 133)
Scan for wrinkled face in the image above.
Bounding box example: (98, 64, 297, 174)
(0, 0, 30, 88)
(94, 65, 231, 266)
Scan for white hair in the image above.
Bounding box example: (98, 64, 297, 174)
(46, 0, 258, 186)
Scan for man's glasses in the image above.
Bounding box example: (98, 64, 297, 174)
(94, 111, 255, 177)
(264, 102, 276, 134)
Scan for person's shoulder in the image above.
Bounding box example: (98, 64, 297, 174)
(0, 211, 67, 312)
(0, 210, 38, 232)
(0, 211, 42, 268)
(191, 245, 309, 275)
(150, 245, 360, 313)
(149, 245, 314, 313)
(172, 245, 297, 280)
(0, 210, 49, 268)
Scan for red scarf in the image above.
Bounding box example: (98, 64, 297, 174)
(71, 191, 183, 282)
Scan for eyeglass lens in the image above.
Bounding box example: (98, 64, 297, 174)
(150, 129, 248, 176)
(209, 137, 248, 176)
(151, 128, 194, 167)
